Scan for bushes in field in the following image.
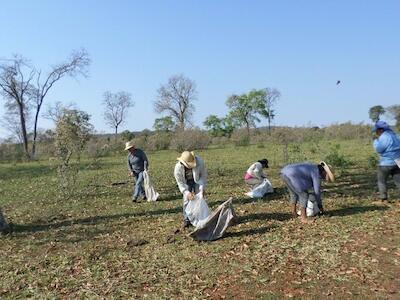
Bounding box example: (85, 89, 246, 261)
(170, 129, 211, 152)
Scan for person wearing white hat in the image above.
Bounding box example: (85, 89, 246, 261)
(125, 141, 149, 202)
(174, 151, 208, 228)
(280, 161, 334, 223)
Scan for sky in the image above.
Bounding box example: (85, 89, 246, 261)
(0, 0, 399, 138)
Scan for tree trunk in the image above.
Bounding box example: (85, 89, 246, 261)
(18, 103, 30, 159)
(115, 125, 118, 140)
(31, 103, 42, 159)
(268, 118, 271, 136)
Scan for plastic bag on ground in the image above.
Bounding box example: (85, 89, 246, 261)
(246, 178, 274, 198)
(297, 193, 320, 217)
(143, 170, 159, 201)
(184, 192, 210, 227)
(189, 198, 236, 241)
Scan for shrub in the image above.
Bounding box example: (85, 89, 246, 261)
(170, 129, 211, 152)
(146, 133, 171, 151)
(230, 129, 250, 147)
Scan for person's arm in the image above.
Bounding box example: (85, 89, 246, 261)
(142, 150, 149, 170)
(374, 134, 390, 154)
(174, 163, 190, 196)
(312, 170, 322, 207)
(127, 155, 134, 175)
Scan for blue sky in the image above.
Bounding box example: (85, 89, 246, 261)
(0, 0, 399, 137)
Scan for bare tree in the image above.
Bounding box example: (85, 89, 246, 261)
(154, 74, 197, 130)
(262, 88, 281, 135)
(102, 91, 134, 137)
(0, 56, 35, 158)
(0, 49, 90, 159)
(43, 101, 77, 123)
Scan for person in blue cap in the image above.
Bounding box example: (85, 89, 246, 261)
(372, 120, 400, 201)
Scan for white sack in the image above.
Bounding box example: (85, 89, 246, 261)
(143, 170, 159, 201)
(184, 192, 210, 227)
(297, 194, 320, 217)
(246, 178, 274, 198)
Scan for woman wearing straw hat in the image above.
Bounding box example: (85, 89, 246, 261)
(174, 151, 208, 229)
(280, 161, 334, 223)
(125, 141, 149, 202)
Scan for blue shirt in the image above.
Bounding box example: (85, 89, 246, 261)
(127, 149, 148, 174)
(373, 130, 400, 166)
(281, 163, 322, 204)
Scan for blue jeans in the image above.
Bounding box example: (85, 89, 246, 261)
(132, 171, 145, 199)
(282, 175, 312, 209)
(183, 180, 199, 222)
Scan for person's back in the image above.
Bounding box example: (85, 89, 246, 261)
(374, 130, 400, 166)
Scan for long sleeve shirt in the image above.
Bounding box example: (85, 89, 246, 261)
(373, 130, 400, 166)
(281, 163, 322, 205)
(246, 162, 266, 180)
(127, 149, 148, 174)
(174, 156, 207, 196)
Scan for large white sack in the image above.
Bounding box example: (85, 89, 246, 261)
(246, 178, 274, 198)
(143, 170, 159, 201)
(184, 192, 210, 227)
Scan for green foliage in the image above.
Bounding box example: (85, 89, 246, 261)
(120, 130, 135, 141)
(226, 89, 268, 133)
(203, 115, 235, 137)
(54, 109, 93, 198)
(153, 116, 175, 132)
(324, 144, 352, 175)
(368, 105, 385, 123)
(231, 129, 250, 146)
(386, 104, 400, 131)
(367, 154, 379, 168)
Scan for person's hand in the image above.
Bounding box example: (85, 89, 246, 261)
(187, 192, 195, 201)
(128, 171, 134, 177)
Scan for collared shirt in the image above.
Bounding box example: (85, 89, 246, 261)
(281, 163, 322, 204)
(127, 148, 148, 174)
(373, 130, 400, 166)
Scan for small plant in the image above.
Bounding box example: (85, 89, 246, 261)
(324, 144, 352, 175)
(367, 154, 378, 169)
(54, 109, 93, 198)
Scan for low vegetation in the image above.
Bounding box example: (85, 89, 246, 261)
(1, 140, 399, 298)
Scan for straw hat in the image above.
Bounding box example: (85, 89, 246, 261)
(319, 161, 335, 182)
(124, 141, 135, 151)
(177, 151, 197, 169)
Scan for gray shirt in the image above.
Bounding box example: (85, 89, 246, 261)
(127, 148, 148, 174)
(281, 163, 322, 204)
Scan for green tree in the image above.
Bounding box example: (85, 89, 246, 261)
(203, 115, 235, 137)
(387, 105, 400, 131)
(226, 89, 268, 135)
(368, 105, 385, 123)
(153, 116, 175, 132)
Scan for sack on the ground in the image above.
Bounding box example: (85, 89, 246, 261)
(246, 178, 274, 198)
(297, 193, 320, 217)
(189, 198, 236, 241)
(185, 192, 210, 227)
(143, 170, 159, 201)
(0, 208, 10, 233)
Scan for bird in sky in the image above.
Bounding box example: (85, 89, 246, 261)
(336, 80, 341, 85)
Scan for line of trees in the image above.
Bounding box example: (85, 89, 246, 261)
(369, 104, 400, 130)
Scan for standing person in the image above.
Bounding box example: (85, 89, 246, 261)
(174, 151, 207, 229)
(372, 120, 400, 202)
(125, 141, 149, 202)
(244, 159, 269, 188)
(281, 161, 334, 223)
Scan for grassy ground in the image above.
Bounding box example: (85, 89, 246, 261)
(1, 141, 399, 299)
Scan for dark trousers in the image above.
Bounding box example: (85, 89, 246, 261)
(377, 165, 400, 199)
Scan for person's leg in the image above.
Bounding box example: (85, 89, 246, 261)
(282, 175, 299, 217)
(137, 171, 146, 200)
(182, 180, 196, 227)
(298, 191, 313, 223)
(133, 171, 144, 200)
(391, 166, 400, 197)
(377, 166, 390, 200)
